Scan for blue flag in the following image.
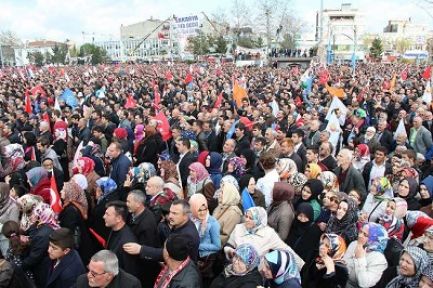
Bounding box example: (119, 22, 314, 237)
(59, 88, 78, 109)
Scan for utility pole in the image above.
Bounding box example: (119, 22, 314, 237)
(265, 8, 271, 50)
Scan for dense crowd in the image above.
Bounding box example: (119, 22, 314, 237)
(0, 61, 432, 288)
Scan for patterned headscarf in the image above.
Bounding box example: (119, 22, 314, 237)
(17, 194, 44, 231)
(188, 162, 210, 184)
(306, 163, 322, 179)
(372, 177, 393, 199)
(387, 247, 429, 288)
(3, 144, 25, 159)
(393, 197, 408, 219)
(71, 173, 88, 191)
(26, 167, 48, 187)
(276, 158, 298, 180)
(290, 172, 308, 189)
(406, 211, 433, 239)
(228, 157, 247, 179)
(29, 202, 60, 230)
(130, 162, 157, 184)
(95, 177, 117, 203)
(362, 222, 389, 253)
(62, 181, 88, 220)
(220, 175, 239, 191)
(76, 157, 95, 175)
(319, 171, 339, 193)
(263, 250, 301, 285)
(245, 207, 268, 234)
(225, 244, 260, 277)
(319, 233, 347, 262)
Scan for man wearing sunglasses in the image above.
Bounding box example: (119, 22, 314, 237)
(75, 250, 141, 288)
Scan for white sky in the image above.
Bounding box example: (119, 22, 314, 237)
(1, 0, 432, 43)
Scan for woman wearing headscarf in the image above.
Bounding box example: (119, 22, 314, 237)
(286, 202, 322, 264)
(189, 193, 221, 284)
(74, 156, 100, 208)
(187, 162, 216, 211)
(267, 182, 296, 241)
(386, 247, 429, 288)
(22, 202, 59, 288)
(135, 124, 161, 167)
(124, 162, 157, 197)
(238, 174, 266, 211)
(224, 207, 305, 270)
(239, 149, 259, 178)
(405, 211, 433, 246)
(17, 194, 44, 231)
(88, 177, 118, 240)
(213, 182, 243, 246)
(159, 159, 183, 199)
(360, 176, 394, 224)
(397, 177, 421, 211)
(205, 152, 223, 190)
(0, 144, 26, 179)
(302, 233, 349, 288)
(379, 197, 407, 241)
(343, 222, 389, 288)
(0, 183, 20, 257)
(226, 157, 247, 179)
(80, 144, 106, 177)
(304, 163, 322, 180)
(295, 179, 323, 221)
(26, 167, 51, 205)
(197, 151, 209, 166)
(52, 125, 70, 181)
(133, 124, 144, 155)
(259, 249, 301, 288)
(326, 196, 359, 245)
(58, 180, 93, 264)
(210, 244, 262, 288)
(276, 158, 298, 182)
(419, 226, 433, 261)
(419, 175, 433, 208)
(352, 143, 370, 172)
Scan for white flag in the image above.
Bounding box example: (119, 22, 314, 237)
(270, 99, 279, 117)
(326, 96, 348, 123)
(326, 112, 342, 152)
(54, 97, 61, 111)
(394, 119, 407, 140)
(422, 81, 432, 104)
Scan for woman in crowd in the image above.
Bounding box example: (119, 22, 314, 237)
(319, 171, 339, 194)
(205, 152, 223, 190)
(80, 144, 106, 177)
(378, 197, 407, 241)
(210, 243, 262, 288)
(326, 196, 359, 245)
(286, 202, 322, 263)
(213, 182, 243, 245)
(189, 193, 221, 283)
(343, 222, 389, 288)
(134, 124, 160, 167)
(26, 167, 51, 204)
(352, 144, 370, 172)
(239, 149, 259, 179)
(52, 125, 69, 181)
(259, 249, 301, 288)
(360, 176, 393, 223)
(0, 144, 26, 179)
(296, 179, 323, 221)
(0, 182, 19, 256)
(304, 163, 322, 180)
(159, 159, 183, 199)
(256, 153, 280, 208)
(276, 158, 298, 183)
(267, 182, 296, 241)
(238, 174, 266, 211)
(22, 131, 38, 162)
(386, 247, 429, 288)
(301, 233, 349, 288)
(419, 175, 433, 208)
(396, 177, 421, 211)
(224, 207, 304, 270)
(226, 157, 247, 179)
(74, 156, 100, 209)
(188, 162, 216, 211)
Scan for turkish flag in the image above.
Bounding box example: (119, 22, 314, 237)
(401, 67, 408, 81)
(154, 111, 172, 141)
(125, 95, 136, 109)
(25, 90, 32, 114)
(214, 92, 224, 109)
(30, 85, 47, 97)
(50, 175, 62, 214)
(184, 73, 193, 84)
(165, 70, 173, 81)
(153, 85, 161, 109)
(422, 66, 431, 80)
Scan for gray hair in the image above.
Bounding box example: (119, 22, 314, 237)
(171, 199, 191, 215)
(91, 250, 119, 276)
(150, 176, 165, 190)
(128, 190, 146, 205)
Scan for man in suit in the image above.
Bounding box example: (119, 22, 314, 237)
(362, 146, 393, 188)
(334, 148, 367, 199)
(75, 250, 141, 288)
(175, 138, 197, 191)
(410, 116, 433, 155)
(46, 228, 86, 288)
(292, 129, 307, 172)
(376, 120, 393, 153)
(126, 190, 161, 287)
(305, 120, 321, 148)
(104, 201, 139, 279)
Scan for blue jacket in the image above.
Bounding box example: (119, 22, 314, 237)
(109, 154, 131, 191)
(46, 249, 85, 288)
(195, 215, 221, 258)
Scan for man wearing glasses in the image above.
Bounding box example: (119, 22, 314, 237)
(75, 250, 141, 288)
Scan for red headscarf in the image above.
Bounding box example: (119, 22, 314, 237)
(197, 151, 209, 166)
(113, 128, 128, 140)
(356, 144, 370, 157)
(188, 162, 210, 184)
(76, 157, 95, 175)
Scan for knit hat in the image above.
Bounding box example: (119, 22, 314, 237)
(165, 234, 191, 261)
(113, 128, 128, 139)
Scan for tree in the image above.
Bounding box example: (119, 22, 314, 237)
(79, 43, 108, 64)
(187, 34, 210, 58)
(44, 51, 52, 64)
(69, 45, 78, 57)
(369, 38, 383, 59)
(256, 37, 264, 48)
(279, 34, 296, 50)
(215, 36, 228, 53)
(52, 44, 68, 64)
(29, 51, 44, 66)
(395, 38, 413, 53)
(0, 30, 22, 66)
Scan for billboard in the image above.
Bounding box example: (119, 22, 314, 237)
(172, 15, 200, 37)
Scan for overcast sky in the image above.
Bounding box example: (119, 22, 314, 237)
(1, 0, 432, 43)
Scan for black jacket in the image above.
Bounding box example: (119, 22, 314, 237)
(106, 225, 139, 278)
(301, 260, 348, 288)
(46, 250, 85, 288)
(210, 268, 262, 288)
(333, 165, 367, 199)
(377, 130, 394, 152)
(168, 260, 202, 288)
(177, 152, 197, 189)
(362, 160, 393, 188)
(22, 224, 54, 288)
(139, 220, 200, 262)
(135, 134, 160, 167)
(74, 269, 141, 288)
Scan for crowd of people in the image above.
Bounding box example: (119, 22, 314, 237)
(0, 61, 432, 288)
